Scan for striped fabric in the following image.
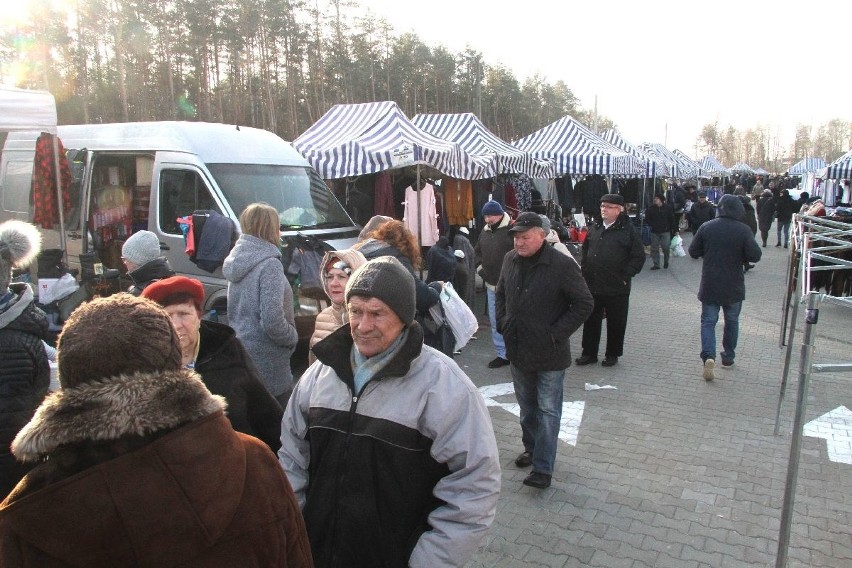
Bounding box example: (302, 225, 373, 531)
(699, 155, 731, 176)
(600, 129, 668, 178)
(753, 167, 770, 176)
(822, 149, 852, 179)
(412, 112, 555, 178)
(292, 101, 491, 180)
(673, 149, 704, 178)
(729, 162, 756, 174)
(512, 116, 644, 176)
(787, 157, 826, 175)
(638, 143, 698, 179)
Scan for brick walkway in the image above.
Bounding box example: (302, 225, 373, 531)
(457, 232, 852, 567)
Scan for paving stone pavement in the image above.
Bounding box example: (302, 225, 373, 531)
(456, 232, 851, 568)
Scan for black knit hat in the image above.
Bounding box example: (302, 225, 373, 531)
(345, 256, 416, 325)
(57, 293, 182, 388)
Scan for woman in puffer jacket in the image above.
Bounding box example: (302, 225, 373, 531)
(308, 249, 367, 364)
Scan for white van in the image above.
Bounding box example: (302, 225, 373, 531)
(0, 121, 359, 343)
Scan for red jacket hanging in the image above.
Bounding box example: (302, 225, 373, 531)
(31, 133, 72, 229)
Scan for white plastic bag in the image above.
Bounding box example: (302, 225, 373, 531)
(39, 273, 80, 304)
(670, 234, 686, 257)
(429, 282, 478, 351)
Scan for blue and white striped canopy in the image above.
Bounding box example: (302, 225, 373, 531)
(411, 112, 555, 179)
(513, 116, 644, 177)
(753, 167, 770, 176)
(639, 143, 698, 178)
(673, 149, 704, 178)
(729, 162, 756, 174)
(787, 157, 826, 175)
(600, 129, 669, 178)
(699, 155, 731, 176)
(293, 101, 491, 179)
(821, 149, 852, 180)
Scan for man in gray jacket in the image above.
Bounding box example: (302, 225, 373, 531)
(496, 212, 594, 489)
(280, 256, 501, 567)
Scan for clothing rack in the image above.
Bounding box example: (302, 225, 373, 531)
(773, 213, 852, 568)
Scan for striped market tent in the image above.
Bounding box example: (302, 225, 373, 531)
(729, 162, 756, 174)
(638, 143, 698, 178)
(699, 155, 731, 176)
(787, 157, 826, 175)
(753, 167, 770, 176)
(600, 129, 669, 178)
(673, 149, 704, 178)
(820, 149, 852, 179)
(292, 101, 491, 179)
(513, 115, 644, 177)
(411, 112, 555, 178)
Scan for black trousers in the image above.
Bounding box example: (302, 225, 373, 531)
(581, 293, 631, 358)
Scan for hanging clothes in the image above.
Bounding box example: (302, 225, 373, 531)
(31, 133, 72, 229)
(403, 183, 439, 246)
(442, 176, 474, 226)
(373, 171, 396, 217)
(509, 174, 534, 212)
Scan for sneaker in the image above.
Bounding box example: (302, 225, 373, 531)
(703, 359, 715, 381)
(487, 357, 510, 369)
(522, 471, 552, 489)
(721, 360, 734, 368)
(514, 451, 533, 468)
(601, 356, 618, 367)
(575, 355, 598, 366)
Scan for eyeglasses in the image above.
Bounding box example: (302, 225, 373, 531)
(600, 204, 621, 210)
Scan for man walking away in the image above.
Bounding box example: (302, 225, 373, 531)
(688, 195, 762, 381)
(576, 194, 646, 368)
(496, 212, 593, 489)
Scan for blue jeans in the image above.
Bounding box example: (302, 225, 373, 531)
(776, 221, 790, 246)
(487, 287, 506, 359)
(700, 301, 742, 363)
(511, 365, 565, 475)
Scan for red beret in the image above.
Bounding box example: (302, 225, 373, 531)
(141, 276, 205, 312)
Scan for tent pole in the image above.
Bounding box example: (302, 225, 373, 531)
(416, 165, 423, 279)
(51, 135, 68, 265)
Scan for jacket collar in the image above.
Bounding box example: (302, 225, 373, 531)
(483, 213, 511, 232)
(0, 282, 34, 327)
(12, 369, 225, 462)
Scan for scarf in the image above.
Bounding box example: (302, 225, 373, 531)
(351, 328, 409, 396)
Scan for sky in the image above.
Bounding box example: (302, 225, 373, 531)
(358, 0, 852, 158)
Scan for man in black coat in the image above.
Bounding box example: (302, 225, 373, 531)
(688, 195, 762, 381)
(687, 191, 716, 234)
(577, 194, 646, 367)
(496, 212, 593, 489)
(756, 189, 776, 247)
(644, 193, 676, 270)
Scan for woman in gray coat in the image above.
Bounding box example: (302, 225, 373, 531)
(223, 203, 298, 407)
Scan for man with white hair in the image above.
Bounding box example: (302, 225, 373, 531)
(279, 255, 501, 566)
(496, 212, 594, 489)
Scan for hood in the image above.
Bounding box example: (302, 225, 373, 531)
(319, 249, 368, 303)
(222, 234, 281, 283)
(717, 194, 745, 220)
(0, 283, 47, 337)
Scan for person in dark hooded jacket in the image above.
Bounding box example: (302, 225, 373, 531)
(756, 189, 776, 247)
(688, 195, 762, 382)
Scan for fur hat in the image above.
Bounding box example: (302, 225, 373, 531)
(600, 194, 625, 207)
(57, 293, 182, 389)
(141, 276, 206, 312)
(121, 230, 161, 267)
(345, 256, 415, 326)
(481, 200, 505, 217)
(0, 220, 42, 291)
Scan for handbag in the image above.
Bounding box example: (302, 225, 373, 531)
(417, 307, 456, 357)
(430, 282, 478, 351)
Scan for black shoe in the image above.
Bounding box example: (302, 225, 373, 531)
(601, 356, 618, 367)
(514, 451, 532, 468)
(784, 244, 788, 248)
(523, 471, 552, 489)
(664, 261, 669, 268)
(650, 265, 661, 270)
(487, 357, 510, 369)
(575, 355, 598, 366)
(762, 243, 767, 247)
(775, 243, 781, 247)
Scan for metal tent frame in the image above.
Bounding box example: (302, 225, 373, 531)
(772, 213, 852, 567)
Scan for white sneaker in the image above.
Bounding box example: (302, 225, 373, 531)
(703, 359, 715, 381)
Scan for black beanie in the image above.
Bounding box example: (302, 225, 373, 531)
(345, 256, 416, 325)
(57, 293, 182, 388)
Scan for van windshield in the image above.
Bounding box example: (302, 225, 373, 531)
(206, 163, 352, 229)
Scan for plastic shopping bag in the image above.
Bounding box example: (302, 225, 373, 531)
(429, 282, 478, 351)
(670, 234, 686, 257)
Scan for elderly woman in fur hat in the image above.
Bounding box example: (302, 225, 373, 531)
(0, 220, 49, 500)
(0, 293, 313, 567)
(308, 248, 367, 364)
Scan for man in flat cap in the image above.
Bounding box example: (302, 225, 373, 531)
(496, 212, 593, 489)
(279, 256, 501, 567)
(576, 194, 646, 368)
